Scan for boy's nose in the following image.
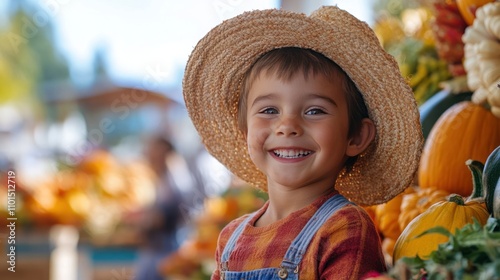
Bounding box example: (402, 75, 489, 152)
(275, 115, 302, 137)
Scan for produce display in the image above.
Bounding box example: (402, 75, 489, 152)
(384, 146, 500, 279)
(374, 98, 500, 277)
(365, 1, 500, 278)
(10, 150, 157, 240)
(462, 2, 500, 117)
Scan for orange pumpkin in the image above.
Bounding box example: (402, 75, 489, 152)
(374, 187, 415, 240)
(456, 0, 495, 25)
(418, 101, 500, 196)
(398, 187, 450, 232)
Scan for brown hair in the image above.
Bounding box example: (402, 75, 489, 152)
(237, 47, 369, 139)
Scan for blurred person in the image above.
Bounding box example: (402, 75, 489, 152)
(134, 135, 191, 280)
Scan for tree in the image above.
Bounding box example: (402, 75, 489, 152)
(0, 0, 70, 108)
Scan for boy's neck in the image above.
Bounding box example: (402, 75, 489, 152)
(255, 186, 337, 227)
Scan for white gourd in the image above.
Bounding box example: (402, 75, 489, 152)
(462, 2, 500, 117)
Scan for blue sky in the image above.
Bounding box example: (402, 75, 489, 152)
(8, 0, 374, 103)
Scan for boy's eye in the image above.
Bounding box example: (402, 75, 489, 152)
(259, 107, 278, 114)
(306, 108, 326, 115)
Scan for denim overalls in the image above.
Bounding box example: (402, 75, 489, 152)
(219, 194, 351, 280)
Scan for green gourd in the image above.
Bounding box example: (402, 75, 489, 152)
(483, 146, 500, 217)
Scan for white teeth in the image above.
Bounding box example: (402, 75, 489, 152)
(273, 149, 312, 158)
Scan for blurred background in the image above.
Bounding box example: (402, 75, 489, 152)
(0, 0, 465, 279)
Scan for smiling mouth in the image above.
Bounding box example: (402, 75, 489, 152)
(272, 149, 312, 159)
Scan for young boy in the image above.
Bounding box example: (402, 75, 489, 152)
(182, 6, 423, 279)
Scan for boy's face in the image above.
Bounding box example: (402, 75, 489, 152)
(245, 70, 358, 190)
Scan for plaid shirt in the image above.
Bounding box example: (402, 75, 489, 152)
(211, 192, 386, 279)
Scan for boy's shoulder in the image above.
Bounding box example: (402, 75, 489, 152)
(321, 203, 376, 233)
(225, 213, 252, 230)
(217, 212, 256, 249)
(219, 212, 255, 236)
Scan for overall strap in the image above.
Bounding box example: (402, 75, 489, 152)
(220, 212, 257, 263)
(280, 194, 351, 271)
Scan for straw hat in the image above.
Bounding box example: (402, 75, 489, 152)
(183, 6, 423, 206)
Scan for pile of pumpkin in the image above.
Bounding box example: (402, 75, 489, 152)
(367, 143, 500, 279)
(364, 1, 500, 277)
(366, 99, 500, 264)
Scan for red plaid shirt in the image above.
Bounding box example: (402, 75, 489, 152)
(211, 192, 386, 279)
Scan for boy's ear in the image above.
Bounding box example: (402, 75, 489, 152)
(346, 118, 376, 157)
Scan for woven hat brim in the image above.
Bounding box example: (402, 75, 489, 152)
(183, 6, 423, 206)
